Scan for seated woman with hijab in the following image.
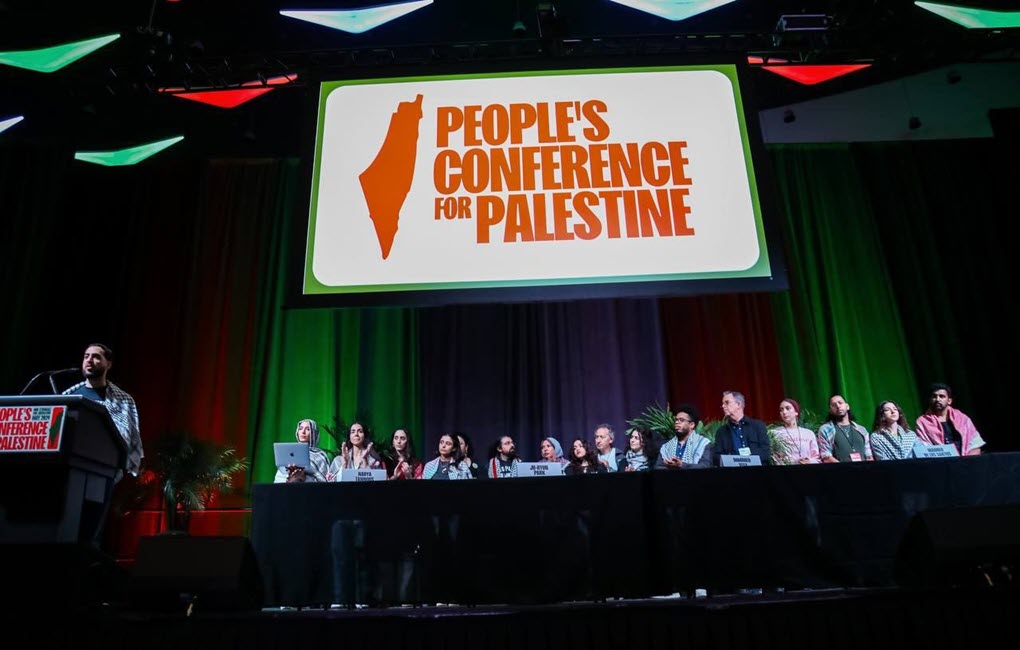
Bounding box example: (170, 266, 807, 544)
(328, 421, 384, 480)
(275, 418, 330, 483)
(423, 433, 473, 480)
(539, 437, 570, 468)
(384, 427, 423, 479)
(565, 438, 606, 476)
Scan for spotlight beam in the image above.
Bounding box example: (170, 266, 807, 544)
(75, 136, 184, 167)
(915, 2, 1020, 29)
(0, 34, 120, 73)
(281, 1, 434, 34)
(607, 0, 737, 22)
(0, 115, 25, 136)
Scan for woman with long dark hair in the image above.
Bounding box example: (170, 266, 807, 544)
(328, 421, 384, 480)
(565, 437, 606, 476)
(423, 433, 472, 480)
(456, 432, 483, 479)
(870, 400, 920, 460)
(385, 427, 423, 479)
(624, 426, 658, 471)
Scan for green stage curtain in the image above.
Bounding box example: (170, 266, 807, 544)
(768, 145, 919, 423)
(241, 162, 422, 485)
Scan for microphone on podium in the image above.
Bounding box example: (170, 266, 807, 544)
(18, 367, 81, 395)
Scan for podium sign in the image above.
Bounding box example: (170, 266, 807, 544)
(720, 455, 762, 467)
(0, 404, 67, 453)
(339, 469, 387, 482)
(0, 395, 126, 544)
(913, 444, 959, 459)
(518, 462, 564, 477)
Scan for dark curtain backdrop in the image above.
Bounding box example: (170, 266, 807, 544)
(420, 299, 668, 461)
(852, 139, 1016, 435)
(660, 293, 786, 422)
(2, 138, 1014, 558)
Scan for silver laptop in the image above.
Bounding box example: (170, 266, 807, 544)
(274, 442, 310, 470)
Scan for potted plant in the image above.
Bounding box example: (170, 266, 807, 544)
(135, 433, 249, 534)
(626, 402, 676, 439)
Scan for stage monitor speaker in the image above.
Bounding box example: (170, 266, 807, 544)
(895, 504, 1020, 589)
(130, 535, 263, 612)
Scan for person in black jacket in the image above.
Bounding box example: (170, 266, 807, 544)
(713, 390, 770, 465)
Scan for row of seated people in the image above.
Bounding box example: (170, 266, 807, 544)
(275, 383, 985, 482)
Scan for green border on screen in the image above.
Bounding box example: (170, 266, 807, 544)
(303, 65, 770, 295)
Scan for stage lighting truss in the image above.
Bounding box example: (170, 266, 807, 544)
(775, 14, 831, 32)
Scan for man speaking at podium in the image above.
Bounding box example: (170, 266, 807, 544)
(61, 343, 143, 478)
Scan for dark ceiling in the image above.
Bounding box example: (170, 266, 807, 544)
(1, 0, 1018, 154)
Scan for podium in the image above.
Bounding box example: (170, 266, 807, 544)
(0, 395, 127, 544)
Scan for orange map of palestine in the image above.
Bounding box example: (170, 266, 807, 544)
(358, 94, 424, 260)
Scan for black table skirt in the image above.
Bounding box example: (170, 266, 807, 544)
(252, 454, 1020, 606)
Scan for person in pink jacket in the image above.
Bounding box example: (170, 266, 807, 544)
(914, 383, 986, 456)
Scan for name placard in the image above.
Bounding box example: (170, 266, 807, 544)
(720, 454, 762, 467)
(0, 405, 66, 453)
(913, 444, 959, 459)
(339, 469, 387, 482)
(518, 462, 564, 477)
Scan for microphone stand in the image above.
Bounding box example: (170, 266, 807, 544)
(18, 369, 78, 395)
(18, 371, 50, 396)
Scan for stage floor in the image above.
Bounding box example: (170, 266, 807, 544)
(8, 585, 1020, 650)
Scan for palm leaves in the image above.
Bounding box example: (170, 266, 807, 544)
(626, 402, 676, 439)
(140, 433, 249, 532)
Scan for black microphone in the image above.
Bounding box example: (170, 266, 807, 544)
(18, 368, 81, 395)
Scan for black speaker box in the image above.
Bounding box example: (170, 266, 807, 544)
(130, 535, 263, 612)
(896, 504, 1020, 588)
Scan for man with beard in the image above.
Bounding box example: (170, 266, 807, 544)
(62, 343, 143, 478)
(817, 394, 873, 463)
(486, 435, 520, 478)
(655, 404, 714, 469)
(915, 383, 985, 455)
(61, 343, 142, 546)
